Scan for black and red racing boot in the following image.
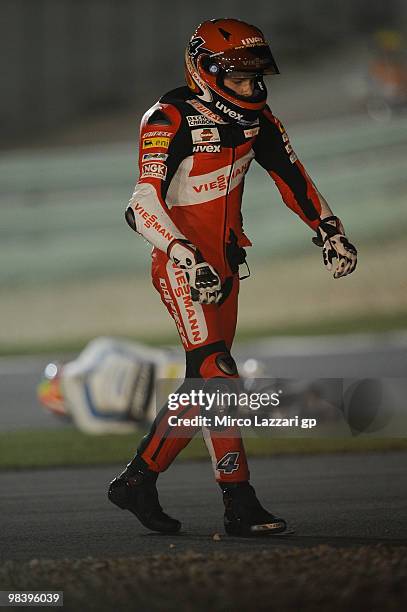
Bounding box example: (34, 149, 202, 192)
(220, 482, 287, 537)
(108, 462, 181, 534)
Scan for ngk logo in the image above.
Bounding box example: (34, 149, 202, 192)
(143, 162, 165, 174)
(141, 161, 167, 180)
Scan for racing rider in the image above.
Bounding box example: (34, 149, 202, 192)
(108, 18, 357, 536)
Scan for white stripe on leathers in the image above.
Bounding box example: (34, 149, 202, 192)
(166, 149, 255, 207)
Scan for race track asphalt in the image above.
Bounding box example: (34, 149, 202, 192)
(1, 453, 406, 561)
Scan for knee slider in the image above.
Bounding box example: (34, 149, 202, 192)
(200, 363, 241, 431)
(215, 353, 238, 377)
(186, 341, 231, 378)
(200, 351, 237, 379)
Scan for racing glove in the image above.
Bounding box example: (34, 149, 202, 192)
(168, 239, 222, 304)
(312, 216, 357, 279)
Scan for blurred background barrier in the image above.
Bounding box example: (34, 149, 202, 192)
(1, 0, 407, 142)
(1, 114, 407, 285)
(1, 0, 407, 350)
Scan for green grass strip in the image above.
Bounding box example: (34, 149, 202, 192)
(1, 310, 406, 356)
(0, 428, 406, 470)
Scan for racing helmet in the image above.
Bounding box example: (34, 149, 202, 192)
(185, 18, 280, 125)
(37, 362, 67, 417)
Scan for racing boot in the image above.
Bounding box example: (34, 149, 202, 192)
(108, 459, 181, 534)
(220, 481, 286, 536)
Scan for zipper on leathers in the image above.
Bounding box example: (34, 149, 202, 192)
(223, 146, 235, 271)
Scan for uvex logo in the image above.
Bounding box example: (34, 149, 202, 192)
(193, 144, 221, 153)
(241, 36, 264, 45)
(215, 101, 243, 121)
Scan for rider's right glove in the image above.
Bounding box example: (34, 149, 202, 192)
(168, 240, 222, 305)
(312, 216, 357, 279)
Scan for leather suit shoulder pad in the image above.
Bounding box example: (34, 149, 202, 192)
(147, 109, 172, 125)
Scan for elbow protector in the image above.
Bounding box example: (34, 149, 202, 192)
(125, 206, 138, 233)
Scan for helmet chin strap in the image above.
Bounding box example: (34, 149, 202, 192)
(193, 94, 261, 127)
(214, 73, 267, 125)
(191, 74, 265, 126)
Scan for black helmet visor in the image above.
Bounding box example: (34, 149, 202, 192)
(209, 44, 280, 75)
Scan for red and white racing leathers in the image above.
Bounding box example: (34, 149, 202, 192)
(126, 86, 322, 482)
